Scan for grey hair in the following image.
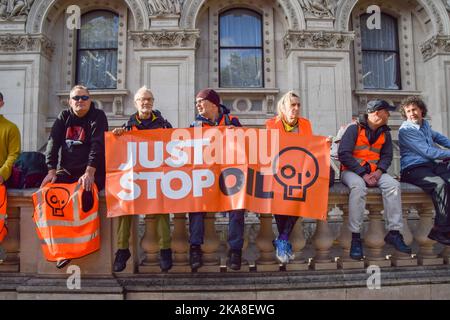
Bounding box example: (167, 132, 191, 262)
(69, 85, 90, 97)
(134, 86, 154, 101)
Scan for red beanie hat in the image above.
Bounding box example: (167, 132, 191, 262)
(196, 88, 220, 107)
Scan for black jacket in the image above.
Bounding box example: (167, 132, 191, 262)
(46, 103, 109, 178)
(190, 104, 242, 127)
(338, 115, 393, 176)
(123, 110, 172, 130)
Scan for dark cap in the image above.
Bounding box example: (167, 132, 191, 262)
(366, 100, 396, 113)
(196, 88, 220, 107)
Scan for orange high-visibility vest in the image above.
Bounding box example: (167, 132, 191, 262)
(193, 114, 239, 127)
(342, 126, 385, 173)
(0, 184, 7, 243)
(32, 182, 100, 261)
(265, 117, 313, 136)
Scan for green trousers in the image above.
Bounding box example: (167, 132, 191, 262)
(117, 214, 171, 250)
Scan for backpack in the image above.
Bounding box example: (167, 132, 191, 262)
(7, 152, 47, 189)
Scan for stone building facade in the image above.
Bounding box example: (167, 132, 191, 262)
(1, 0, 450, 173)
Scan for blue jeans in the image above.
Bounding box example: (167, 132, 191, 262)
(189, 210, 245, 250)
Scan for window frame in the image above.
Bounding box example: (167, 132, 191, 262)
(75, 9, 120, 90)
(359, 12, 401, 90)
(218, 7, 265, 88)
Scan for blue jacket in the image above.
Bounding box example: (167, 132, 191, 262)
(398, 119, 450, 172)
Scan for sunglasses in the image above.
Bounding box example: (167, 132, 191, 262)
(71, 95, 90, 101)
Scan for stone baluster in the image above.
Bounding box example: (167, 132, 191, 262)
(365, 204, 390, 267)
(391, 208, 417, 266)
(139, 215, 160, 272)
(256, 214, 278, 271)
(415, 204, 443, 265)
(440, 246, 450, 265)
(200, 212, 220, 271)
(311, 210, 337, 270)
(0, 207, 20, 272)
(286, 217, 308, 271)
(171, 213, 190, 272)
(337, 205, 364, 269)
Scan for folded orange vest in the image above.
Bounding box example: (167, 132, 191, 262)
(0, 184, 7, 243)
(32, 182, 100, 261)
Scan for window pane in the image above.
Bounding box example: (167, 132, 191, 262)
(77, 50, 118, 89)
(79, 11, 119, 49)
(220, 49, 263, 87)
(362, 52, 400, 89)
(220, 9, 261, 47)
(361, 14, 398, 51)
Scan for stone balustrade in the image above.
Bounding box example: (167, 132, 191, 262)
(1, 182, 448, 276)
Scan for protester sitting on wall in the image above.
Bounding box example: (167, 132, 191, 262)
(41, 85, 108, 269)
(338, 99, 412, 260)
(111, 86, 174, 272)
(399, 96, 450, 246)
(189, 88, 245, 271)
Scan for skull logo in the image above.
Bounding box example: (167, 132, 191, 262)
(272, 146, 319, 201)
(45, 187, 71, 217)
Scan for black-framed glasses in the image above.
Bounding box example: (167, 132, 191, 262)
(71, 95, 90, 101)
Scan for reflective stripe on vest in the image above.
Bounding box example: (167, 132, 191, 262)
(0, 184, 7, 243)
(342, 126, 385, 173)
(32, 182, 100, 261)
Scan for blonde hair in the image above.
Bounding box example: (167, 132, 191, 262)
(276, 91, 300, 120)
(134, 86, 154, 101)
(69, 85, 90, 97)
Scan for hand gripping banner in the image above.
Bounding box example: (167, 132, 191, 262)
(105, 127, 330, 220)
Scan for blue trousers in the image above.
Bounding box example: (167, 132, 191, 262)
(189, 210, 245, 250)
(274, 215, 298, 240)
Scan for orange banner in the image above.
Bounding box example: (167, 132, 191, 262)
(105, 127, 330, 220)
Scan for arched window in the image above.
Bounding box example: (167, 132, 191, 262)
(76, 10, 119, 89)
(219, 9, 263, 88)
(360, 13, 400, 90)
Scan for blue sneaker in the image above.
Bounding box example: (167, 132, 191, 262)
(350, 238, 364, 260)
(273, 239, 289, 264)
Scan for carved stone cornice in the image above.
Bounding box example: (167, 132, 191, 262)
(420, 35, 450, 62)
(128, 29, 199, 49)
(283, 30, 354, 54)
(0, 33, 54, 59)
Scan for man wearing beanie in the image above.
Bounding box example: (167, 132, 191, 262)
(189, 88, 244, 271)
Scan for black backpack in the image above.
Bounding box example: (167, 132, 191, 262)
(7, 152, 47, 189)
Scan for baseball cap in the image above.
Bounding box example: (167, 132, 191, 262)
(366, 100, 396, 113)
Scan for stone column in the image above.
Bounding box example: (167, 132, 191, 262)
(415, 204, 443, 265)
(256, 214, 278, 271)
(337, 205, 364, 269)
(199, 212, 220, 272)
(311, 211, 337, 270)
(171, 213, 190, 272)
(0, 207, 20, 272)
(286, 217, 308, 271)
(365, 204, 391, 267)
(139, 215, 160, 272)
(391, 208, 417, 266)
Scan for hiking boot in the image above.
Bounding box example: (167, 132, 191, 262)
(226, 249, 242, 271)
(160, 248, 173, 272)
(113, 248, 131, 272)
(56, 258, 71, 269)
(189, 245, 203, 270)
(273, 239, 289, 264)
(350, 238, 364, 260)
(384, 231, 412, 254)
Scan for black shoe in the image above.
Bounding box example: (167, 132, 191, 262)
(160, 248, 173, 272)
(113, 248, 131, 272)
(56, 258, 71, 269)
(226, 249, 242, 271)
(428, 229, 450, 246)
(189, 245, 203, 270)
(384, 231, 412, 254)
(350, 238, 364, 260)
